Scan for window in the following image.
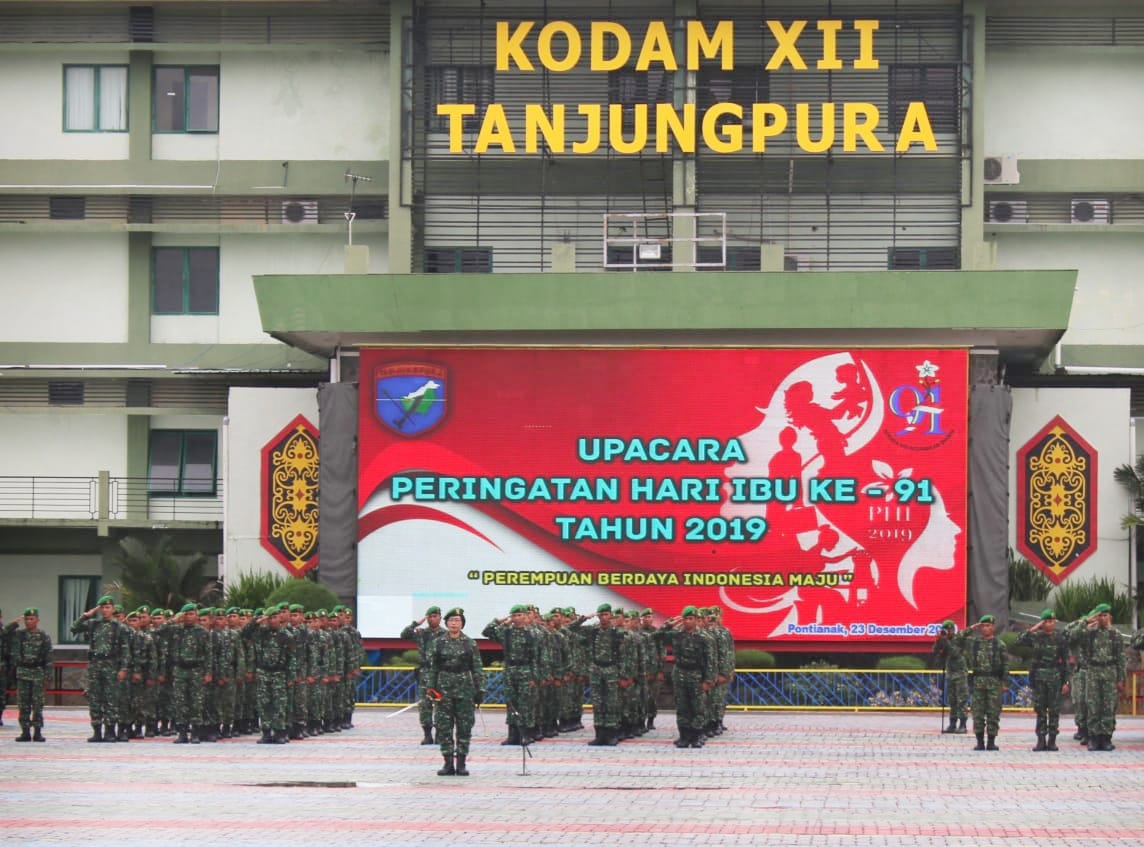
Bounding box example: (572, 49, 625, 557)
(888, 247, 959, 270)
(152, 247, 219, 314)
(425, 247, 492, 273)
(697, 67, 768, 124)
(154, 66, 219, 133)
(608, 68, 673, 135)
(148, 429, 218, 496)
(48, 381, 84, 406)
(59, 575, 101, 643)
(606, 245, 674, 272)
(696, 245, 761, 271)
(64, 65, 128, 131)
(49, 196, 86, 220)
(428, 65, 493, 133)
(889, 65, 958, 134)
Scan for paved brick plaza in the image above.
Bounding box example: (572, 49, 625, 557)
(2, 706, 1142, 846)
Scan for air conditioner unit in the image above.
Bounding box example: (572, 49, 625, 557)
(1071, 197, 1111, 224)
(986, 199, 1028, 224)
(281, 199, 319, 224)
(784, 254, 811, 271)
(983, 155, 1020, 185)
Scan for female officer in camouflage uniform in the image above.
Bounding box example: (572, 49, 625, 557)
(425, 608, 485, 776)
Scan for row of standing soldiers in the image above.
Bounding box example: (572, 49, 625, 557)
(69, 595, 364, 744)
(933, 604, 1141, 752)
(404, 601, 735, 754)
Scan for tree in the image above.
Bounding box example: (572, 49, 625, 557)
(106, 535, 221, 611)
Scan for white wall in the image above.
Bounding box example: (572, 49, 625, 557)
(0, 414, 127, 477)
(984, 51, 1144, 159)
(0, 234, 129, 343)
(0, 554, 104, 647)
(1010, 388, 1134, 595)
(0, 53, 131, 160)
(151, 51, 388, 161)
(150, 232, 388, 344)
(993, 233, 1144, 348)
(223, 387, 319, 581)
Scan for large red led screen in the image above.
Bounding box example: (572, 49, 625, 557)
(358, 348, 967, 645)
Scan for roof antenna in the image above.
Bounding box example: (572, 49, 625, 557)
(344, 171, 372, 245)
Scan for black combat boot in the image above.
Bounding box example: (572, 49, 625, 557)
(189, 725, 201, 744)
(117, 724, 130, 742)
(1075, 729, 1087, 743)
(1088, 735, 1100, 751)
(588, 727, 607, 746)
(942, 717, 957, 734)
(674, 731, 690, 748)
(103, 723, 117, 742)
(955, 717, 968, 734)
(646, 716, 655, 730)
(1046, 732, 1058, 751)
(455, 754, 469, 776)
(604, 728, 620, 746)
(974, 733, 985, 750)
(257, 728, 273, 744)
(32, 727, 45, 742)
(145, 722, 157, 738)
(16, 727, 32, 742)
(986, 735, 999, 750)
(275, 729, 290, 744)
(1033, 734, 1046, 751)
(421, 723, 435, 745)
(1104, 734, 1116, 751)
(437, 755, 455, 776)
(174, 728, 189, 744)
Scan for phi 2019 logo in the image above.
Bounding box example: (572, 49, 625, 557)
(374, 362, 448, 437)
(885, 359, 953, 449)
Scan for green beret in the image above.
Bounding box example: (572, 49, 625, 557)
(1040, 609, 1057, 620)
(444, 607, 465, 621)
(1092, 602, 1112, 615)
(253, 607, 264, 616)
(179, 603, 198, 614)
(710, 605, 722, 613)
(510, 604, 529, 614)
(126, 612, 139, 620)
(641, 608, 654, 616)
(426, 605, 441, 616)
(288, 604, 304, 612)
(200, 607, 214, 615)
(226, 607, 239, 615)
(941, 620, 955, 630)
(276, 602, 290, 612)
(113, 605, 124, 614)
(23, 607, 39, 617)
(332, 604, 346, 613)
(549, 607, 563, 616)
(596, 602, 612, 614)
(563, 607, 576, 616)
(134, 606, 150, 615)
(625, 610, 638, 618)
(979, 614, 995, 624)
(682, 605, 699, 617)
(97, 595, 114, 605)
(698, 607, 711, 615)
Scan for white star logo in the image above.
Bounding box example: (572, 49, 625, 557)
(916, 360, 939, 379)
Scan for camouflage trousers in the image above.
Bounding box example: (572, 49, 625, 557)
(971, 676, 1003, 736)
(588, 668, 621, 730)
(434, 671, 477, 757)
(672, 669, 706, 732)
(85, 661, 120, 724)
(1029, 669, 1063, 735)
(416, 669, 435, 727)
(502, 667, 537, 729)
(216, 679, 237, 726)
(1085, 666, 1121, 737)
(258, 671, 288, 731)
(1071, 667, 1087, 732)
(171, 668, 206, 729)
(16, 672, 46, 728)
(945, 670, 969, 722)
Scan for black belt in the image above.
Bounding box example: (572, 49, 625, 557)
(1088, 660, 1117, 667)
(675, 663, 701, 671)
(176, 662, 203, 669)
(19, 662, 48, 668)
(260, 665, 287, 672)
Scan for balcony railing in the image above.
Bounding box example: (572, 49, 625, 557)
(0, 474, 223, 524)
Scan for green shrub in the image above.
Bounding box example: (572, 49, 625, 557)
(224, 570, 286, 610)
(264, 578, 339, 612)
(1050, 576, 1133, 623)
(734, 648, 776, 669)
(999, 631, 1028, 670)
(1008, 548, 1053, 603)
(875, 655, 927, 671)
(396, 649, 420, 666)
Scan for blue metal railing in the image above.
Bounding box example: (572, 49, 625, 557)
(355, 666, 1036, 710)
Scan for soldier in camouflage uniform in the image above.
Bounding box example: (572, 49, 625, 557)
(708, 606, 735, 735)
(0, 608, 9, 726)
(1067, 602, 1127, 751)
(169, 603, 213, 744)
(239, 609, 259, 734)
(6, 607, 52, 741)
(658, 606, 716, 749)
(71, 595, 132, 743)
(126, 610, 157, 738)
(1014, 609, 1069, 750)
(425, 607, 485, 776)
(954, 614, 1008, 750)
(932, 620, 969, 734)
(244, 604, 294, 744)
(484, 604, 543, 746)
(401, 605, 445, 744)
(335, 605, 364, 729)
(567, 602, 636, 746)
(640, 609, 666, 731)
(322, 611, 344, 733)
(150, 609, 175, 735)
(620, 610, 646, 738)
(304, 612, 329, 734)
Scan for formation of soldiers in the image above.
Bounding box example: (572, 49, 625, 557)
(67, 594, 364, 744)
(935, 604, 1140, 752)
(403, 602, 735, 754)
